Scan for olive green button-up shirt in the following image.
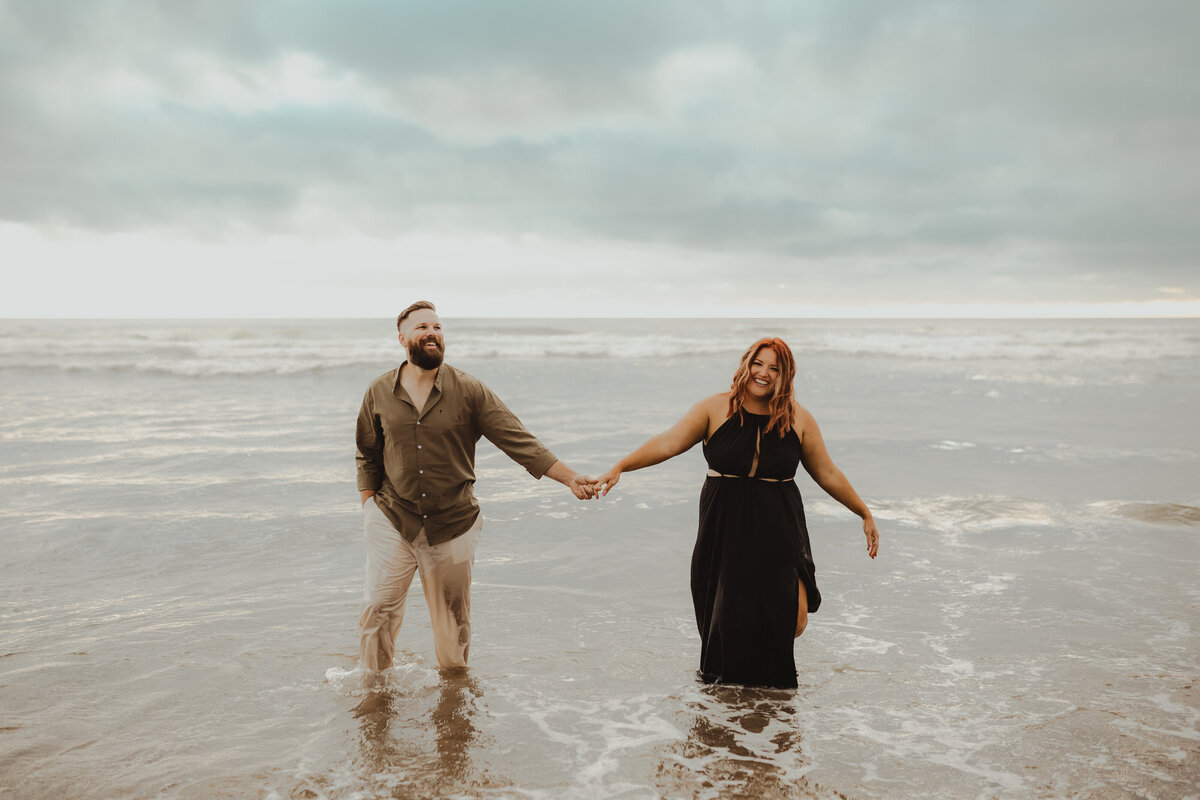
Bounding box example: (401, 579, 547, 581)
(356, 363, 558, 545)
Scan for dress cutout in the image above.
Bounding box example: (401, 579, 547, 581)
(692, 412, 821, 689)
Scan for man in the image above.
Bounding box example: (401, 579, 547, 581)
(355, 300, 595, 671)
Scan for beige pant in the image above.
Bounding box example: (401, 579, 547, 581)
(359, 499, 482, 671)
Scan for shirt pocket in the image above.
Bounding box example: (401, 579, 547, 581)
(421, 405, 471, 434)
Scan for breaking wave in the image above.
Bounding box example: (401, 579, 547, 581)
(1, 318, 1195, 377)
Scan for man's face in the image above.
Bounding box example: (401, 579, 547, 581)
(400, 309, 444, 369)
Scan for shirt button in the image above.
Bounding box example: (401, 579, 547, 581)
(421, 493, 426, 498)
(423, 514, 428, 519)
(416, 421, 421, 426)
(419, 469, 424, 474)
(417, 445, 422, 450)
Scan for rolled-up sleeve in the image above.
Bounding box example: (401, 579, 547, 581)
(473, 384, 558, 478)
(355, 388, 385, 492)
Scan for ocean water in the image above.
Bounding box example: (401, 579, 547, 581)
(1, 317, 1197, 800)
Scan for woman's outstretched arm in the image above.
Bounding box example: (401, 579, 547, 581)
(596, 396, 716, 496)
(796, 404, 880, 558)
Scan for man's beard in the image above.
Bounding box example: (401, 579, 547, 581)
(408, 337, 444, 369)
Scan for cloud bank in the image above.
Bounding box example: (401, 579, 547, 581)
(1, 0, 1197, 315)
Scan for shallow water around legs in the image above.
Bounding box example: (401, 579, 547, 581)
(1, 319, 1198, 799)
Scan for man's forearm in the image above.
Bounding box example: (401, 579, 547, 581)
(543, 460, 577, 485)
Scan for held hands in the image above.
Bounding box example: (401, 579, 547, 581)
(544, 461, 599, 500)
(566, 473, 599, 500)
(562, 467, 622, 500)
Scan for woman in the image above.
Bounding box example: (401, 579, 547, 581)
(596, 337, 879, 689)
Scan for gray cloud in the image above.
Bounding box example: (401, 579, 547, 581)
(1, 0, 1197, 304)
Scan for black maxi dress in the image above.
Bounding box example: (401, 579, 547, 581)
(691, 411, 821, 689)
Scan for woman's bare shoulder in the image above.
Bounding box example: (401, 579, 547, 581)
(695, 393, 733, 439)
(792, 401, 818, 438)
(696, 392, 731, 417)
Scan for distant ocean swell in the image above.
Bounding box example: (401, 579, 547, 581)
(1, 319, 1196, 377)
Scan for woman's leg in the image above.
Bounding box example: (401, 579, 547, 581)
(795, 578, 809, 638)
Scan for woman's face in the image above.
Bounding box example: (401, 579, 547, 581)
(746, 346, 779, 401)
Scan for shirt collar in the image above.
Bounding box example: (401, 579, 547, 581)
(392, 361, 444, 397)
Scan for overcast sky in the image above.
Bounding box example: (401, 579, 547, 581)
(1, 1, 1197, 317)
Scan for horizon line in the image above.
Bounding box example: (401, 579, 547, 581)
(5, 299, 1199, 322)
(3, 313, 1198, 322)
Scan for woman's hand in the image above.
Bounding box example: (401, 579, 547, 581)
(596, 467, 621, 497)
(863, 515, 879, 559)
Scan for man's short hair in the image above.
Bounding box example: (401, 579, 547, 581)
(397, 300, 437, 331)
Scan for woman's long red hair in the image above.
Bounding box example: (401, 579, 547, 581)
(728, 338, 796, 436)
